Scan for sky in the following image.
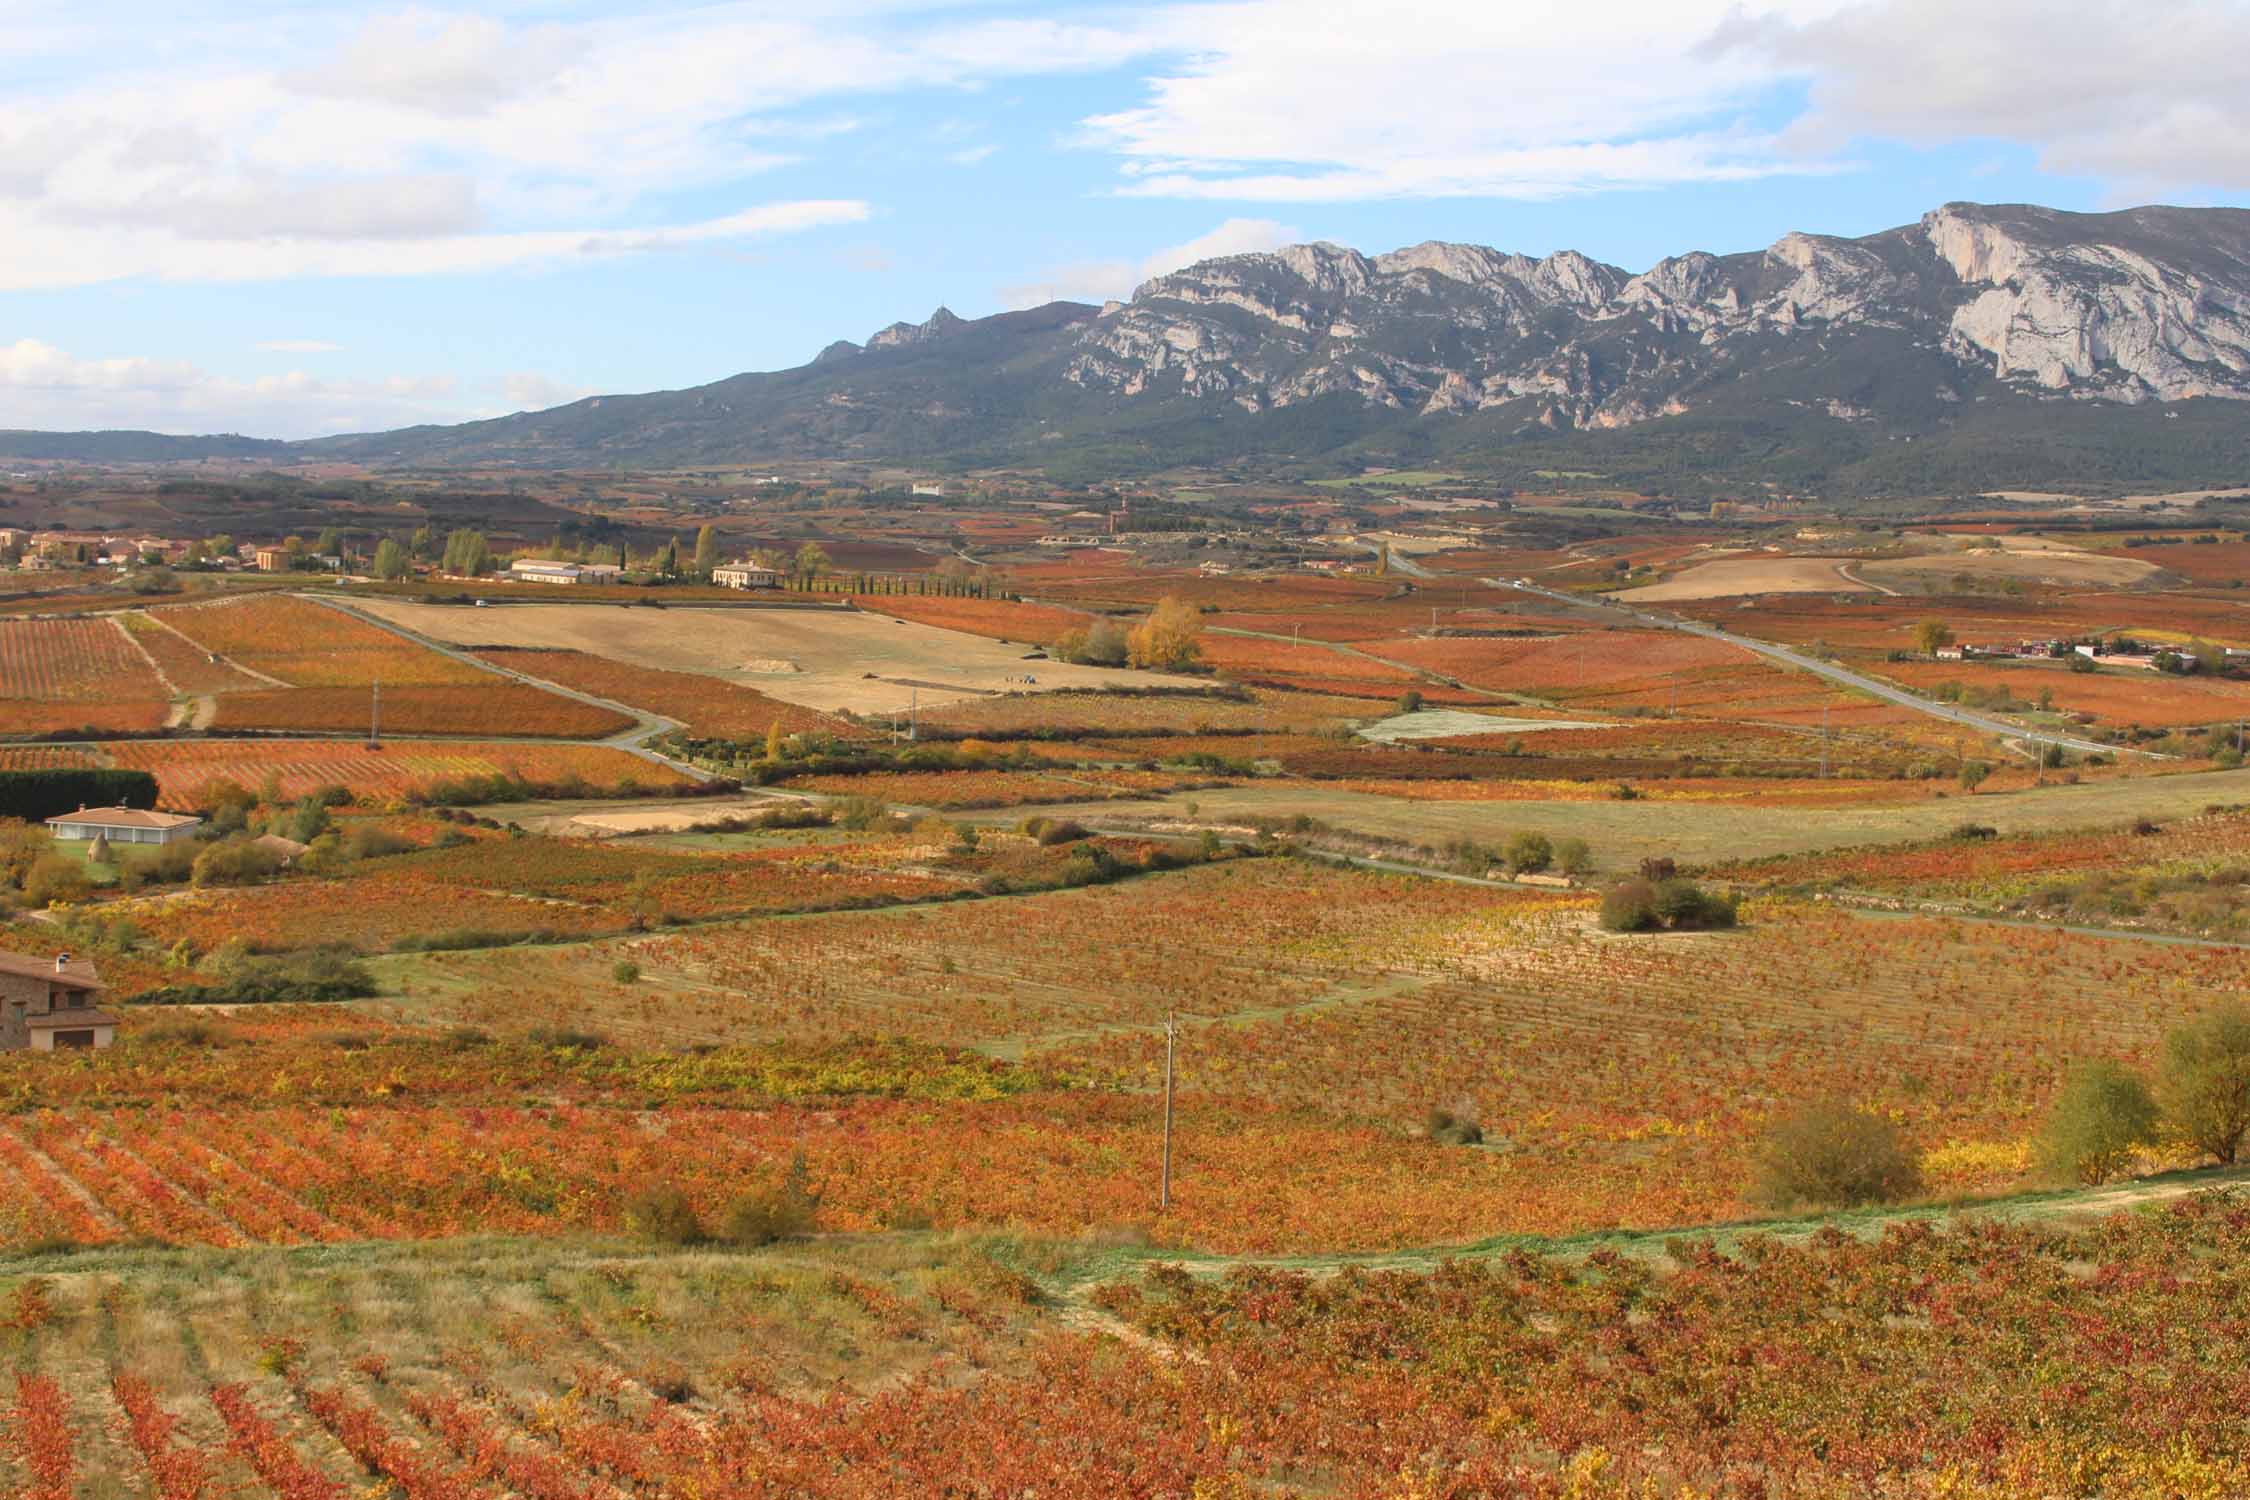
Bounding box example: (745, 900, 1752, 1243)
(2, 0, 2247, 439)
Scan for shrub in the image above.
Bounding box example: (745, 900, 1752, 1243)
(191, 837, 284, 889)
(1397, 689, 1424, 714)
(612, 960, 642, 984)
(1751, 1101, 1923, 1209)
(1426, 1107, 1484, 1146)
(1655, 878, 1737, 930)
(719, 1158, 822, 1247)
(625, 1186, 706, 1245)
(1504, 830, 1553, 875)
(343, 824, 415, 860)
(1598, 879, 1661, 932)
(1034, 819, 1091, 847)
(136, 950, 376, 1006)
(2156, 1002, 2250, 1165)
(1554, 837, 1593, 877)
(21, 854, 91, 909)
(529, 1026, 608, 1050)
(1949, 822, 1998, 841)
(2038, 1059, 2159, 1185)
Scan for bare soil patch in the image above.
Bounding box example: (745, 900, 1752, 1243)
(352, 599, 1199, 715)
(1618, 556, 1869, 602)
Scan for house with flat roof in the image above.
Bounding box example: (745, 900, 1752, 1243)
(0, 952, 116, 1051)
(508, 560, 624, 585)
(46, 807, 204, 846)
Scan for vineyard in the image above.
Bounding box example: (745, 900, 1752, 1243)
(156, 597, 490, 687)
(1, 1139, 2246, 1498)
(100, 740, 692, 808)
(0, 618, 166, 702)
(207, 684, 633, 739)
(387, 865, 2240, 1233)
(119, 611, 273, 694)
(473, 647, 857, 739)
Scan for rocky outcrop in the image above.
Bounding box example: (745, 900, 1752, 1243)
(1041, 202, 2250, 429)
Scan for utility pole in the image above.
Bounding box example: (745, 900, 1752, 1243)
(908, 687, 918, 743)
(368, 679, 381, 750)
(1160, 1011, 1176, 1213)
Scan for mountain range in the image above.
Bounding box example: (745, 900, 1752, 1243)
(17, 201, 2250, 495)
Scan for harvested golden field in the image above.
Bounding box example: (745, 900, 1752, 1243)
(1618, 554, 1871, 601)
(352, 599, 1198, 715)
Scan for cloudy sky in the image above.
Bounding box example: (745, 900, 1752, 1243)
(3, 0, 2245, 437)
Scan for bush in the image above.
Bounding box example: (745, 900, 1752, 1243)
(1426, 1107, 1484, 1146)
(1655, 878, 1737, 930)
(2038, 1059, 2159, 1185)
(1949, 822, 1998, 841)
(1598, 879, 1661, 932)
(1554, 837, 1593, 877)
(1034, 819, 1091, 847)
(1504, 830, 1552, 875)
(718, 1155, 822, 1246)
(1397, 689, 1424, 714)
(21, 854, 91, 909)
(2156, 1002, 2250, 1165)
(625, 1186, 706, 1245)
(1751, 1102, 1923, 1209)
(135, 950, 376, 1006)
(529, 1026, 608, 1050)
(191, 837, 284, 888)
(343, 824, 415, 860)
(612, 960, 642, 984)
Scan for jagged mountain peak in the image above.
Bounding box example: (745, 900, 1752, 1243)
(170, 200, 2250, 487)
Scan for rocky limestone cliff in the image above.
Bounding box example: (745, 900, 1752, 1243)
(1030, 202, 2250, 431)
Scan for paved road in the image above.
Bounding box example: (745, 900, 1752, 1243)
(1485, 576, 2145, 758)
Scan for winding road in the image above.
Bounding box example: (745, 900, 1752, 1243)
(1486, 575, 2142, 757)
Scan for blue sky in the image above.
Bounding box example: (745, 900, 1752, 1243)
(0, 0, 2242, 438)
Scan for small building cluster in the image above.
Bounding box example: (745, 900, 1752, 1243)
(46, 806, 205, 846)
(711, 563, 781, 590)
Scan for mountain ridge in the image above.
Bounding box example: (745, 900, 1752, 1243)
(14, 201, 2250, 492)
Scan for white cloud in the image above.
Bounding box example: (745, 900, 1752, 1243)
(0, 337, 473, 435)
(254, 339, 342, 354)
(0, 3, 1146, 290)
(1710, 0, 2250, 194)
(1001, 215, 1300, 308)
(1079, 0, 1842, 202)
(0, 199, 871, 291)
(947, 144, 999, 166)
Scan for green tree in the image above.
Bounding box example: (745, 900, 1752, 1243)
(1505, 830, 1553, 875)
(1554, 837, 1593, 877)
(371, 538, 411, 581)
(442, 529, 491, 576)
(314, 526, 344, 560)
(2157, 1002, 2250, 1164)
(793, 541, 832, 579)
(410, 525, 433, 559)
(693, 525, 721, 577)
(2039, 1059, 2158, 1185)
(1958, 759, 1991, 792)
(659, 538, 680, 577)
(1913, 618, 1955, 657)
